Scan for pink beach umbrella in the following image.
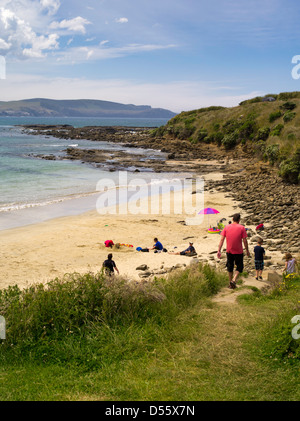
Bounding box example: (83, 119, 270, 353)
(198, 207, 220, 228)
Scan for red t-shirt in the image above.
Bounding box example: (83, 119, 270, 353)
(221, 223, 247, 254)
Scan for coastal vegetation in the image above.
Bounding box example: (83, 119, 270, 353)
(152, 91, 300, 183)
(1, 263, 300, 401)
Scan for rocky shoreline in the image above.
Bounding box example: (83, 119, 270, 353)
(22, 124, 299, 274)
(21, 124, 235, 173)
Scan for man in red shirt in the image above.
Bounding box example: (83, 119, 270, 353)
(217, 213, 250, 289)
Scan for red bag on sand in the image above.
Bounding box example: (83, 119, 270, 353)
(105, 240, 114, 248)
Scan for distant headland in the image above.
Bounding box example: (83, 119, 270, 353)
(0, 98, 177, 119)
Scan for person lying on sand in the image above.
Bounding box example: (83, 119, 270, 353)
(169, 242, 197, 256)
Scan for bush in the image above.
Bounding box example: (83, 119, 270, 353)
(196, 128, 208, 142)
(283, 112, 296, 123)
(177, 126, 195, 139)
(264, 144, 279, 165)
(269, 111, 282, 123)
(270, 124, 284, 137)
(214, 132, 224, 146)
(279, 158, 300, 183)
(238, 120, 257, 140)
(255, 127, 270, 141)
(280, 101, 297, 111)
(222, 131, 239, 149)
(222, 119, 241, 135)
(239, 96, 262, 105)
(277, 92, 300, 101)
(152, 126, 165, 137)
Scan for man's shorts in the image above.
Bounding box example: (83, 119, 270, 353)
(226, 253, 244, 273)
(255, 260, 264, 270)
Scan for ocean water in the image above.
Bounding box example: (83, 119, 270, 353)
(0, 116, 184, 230)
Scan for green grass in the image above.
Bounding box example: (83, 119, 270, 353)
(153, 91, 300, 183)
(1, 266, 300, 401)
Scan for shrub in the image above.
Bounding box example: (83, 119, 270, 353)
(238, 120, 257, 140)
(264, 144, 279, 165)
(269, 111, 282, 123)
(177, 126, 195, 139)
(255, 127, 270, 142)
(283, 112, 296, 123)
(280, 101, 297, 111)
(184, 117, 196, 127)
(270, 124, 284, 137)
(152, 126, 165, 137)
(196, 128, 208, 142)
(277, 91, 300, 101)
(214, 132, 224, 146)
(279, 158, 300, 183)
(222, 119, 241, 135)
(239, 96, 263, 105)
(222, 131, 239, 149)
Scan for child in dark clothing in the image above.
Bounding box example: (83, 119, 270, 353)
(103, 253, 119, 276)
(254, 238, 265, 280)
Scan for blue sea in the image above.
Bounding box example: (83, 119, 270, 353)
(0, 116, 184, 230)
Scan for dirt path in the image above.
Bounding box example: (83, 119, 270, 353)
(212, 273, 272, 304)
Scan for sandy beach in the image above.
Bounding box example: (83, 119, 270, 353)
(0, 171, 242, 290)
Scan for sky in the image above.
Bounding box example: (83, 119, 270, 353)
(0, 0, 300, 113)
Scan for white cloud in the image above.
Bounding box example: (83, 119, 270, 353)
(0, 37, 10, 49)
(55, 43, 176, 63)
(50, 16, 91, 34)
(40, 0, 61, 15)
(115, 17, 128, 24)
(23, 33, 59, 57)
(0, 6, 59, 58)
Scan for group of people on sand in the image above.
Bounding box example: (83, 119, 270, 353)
(102, 237, 197, 276)
(217, 213, 297, 289)
(103, 213, 297, 282)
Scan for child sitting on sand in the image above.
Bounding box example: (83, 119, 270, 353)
(254, 238, 265, 280)
(284, 253, 297, 275)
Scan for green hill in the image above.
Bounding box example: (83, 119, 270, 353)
(0, 98, 176, 119)
(153, 91, 300, 183)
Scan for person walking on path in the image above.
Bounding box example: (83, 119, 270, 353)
(103, 253, 119, 276)
(254, 238, 265, 280)
(217, 213, 250, 289)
